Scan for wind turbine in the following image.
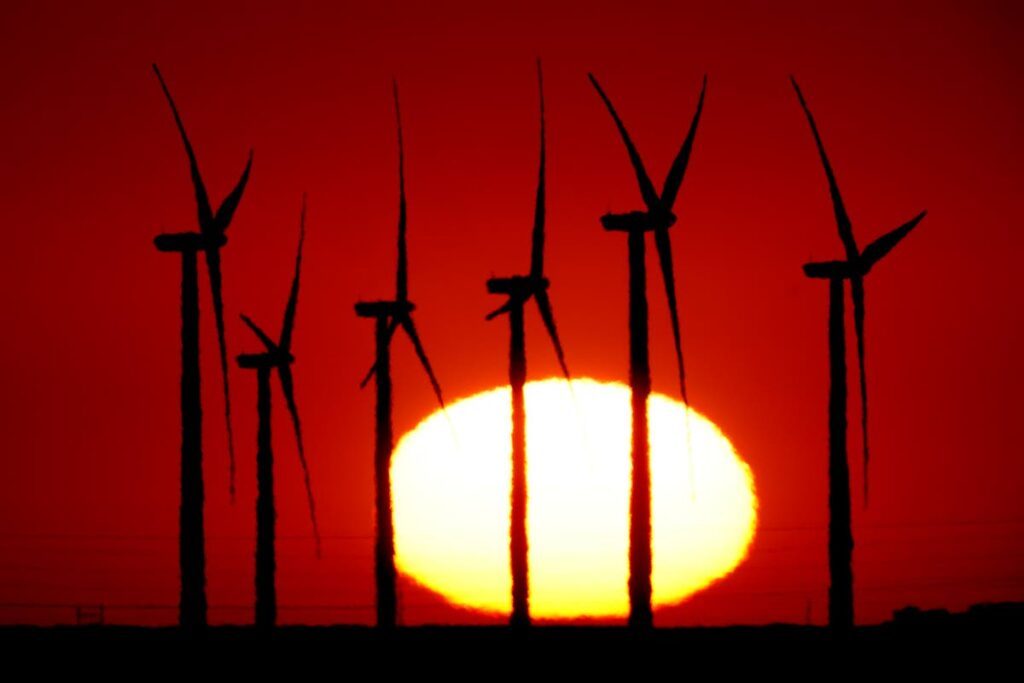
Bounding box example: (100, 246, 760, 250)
(485, 61, 571, 628)
(236, 196, 320, 630)
(151, 64, 252, 630)
(792, 76, 926, 633)
(589, 72, 706, 628)
(355, 82, 447, 629)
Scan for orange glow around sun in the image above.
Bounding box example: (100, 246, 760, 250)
(391, 378, 758, 620)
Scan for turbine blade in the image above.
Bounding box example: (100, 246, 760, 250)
(588, 73, 661, 213)
(394, 81, 409, 303)
(358, 363, 376, 389)
(530, 60, 546, 279)
(851, 275, 870, 505)
(659, 75, 707, 210)
(212, 151, 254, 235)
(486, 299, 514, 321)
(203, 245, 236, 497)
(790, 76, 859, 260)
(534, 288, 571, 381)
(358, 318, 400, 388)
(240, 314, 277, 353)
(278, 364, 321, 556)
(401, 315, 446, 410)
(655, 224, 697, 499)
(280, 196, 306, 353)
(654, 226, 688, 406)
(861, 211, 926, 271)
(152, 64, 214, 230)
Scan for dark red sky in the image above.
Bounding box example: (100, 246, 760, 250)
(0, 0, 1021, 626)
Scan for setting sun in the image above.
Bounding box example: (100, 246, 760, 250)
(391, 378, 758, 620)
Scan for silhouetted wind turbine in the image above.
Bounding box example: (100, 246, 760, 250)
(356, 82, 447, 629)
(792, 76, 926, 633)
(589, 72, 705, 628)
(237, 197, 320, 630)
(486, 62, 571, 628)
(152, 64, 252, 630)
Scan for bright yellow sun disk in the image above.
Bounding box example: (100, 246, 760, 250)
(391, 378, 758, 620)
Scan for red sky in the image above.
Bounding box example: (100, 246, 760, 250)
(0, 0, 1021, 626)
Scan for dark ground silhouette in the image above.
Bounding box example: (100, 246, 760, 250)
(237, 197, 320, 629)
(793, 76, 926, 632)
(151, 64, 253, 630)
(1, 603, 1019, 661)
(485, 61, 572, 628)
(355, 83, 447, 629)
(588, 72, 706, 628)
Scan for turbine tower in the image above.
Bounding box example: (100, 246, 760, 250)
(356, 83, 447, 629)
(589, 72, 706, 628)
(792, 76, 926, 633)
(485, 61, 571, 628)
(237, 197, 320, 629)
(152, 64, 252, 630)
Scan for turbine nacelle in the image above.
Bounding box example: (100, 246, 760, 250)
(154, 231, 227, 253)
(355, 299, 416, 320)
(802, 257, 882, 280)
(600, 209, 676, 233)
(486, 274, 549, 298)
(236, 349, 295, 369)
(486, 275, 552, 322)
(803, 260, 854, 280)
